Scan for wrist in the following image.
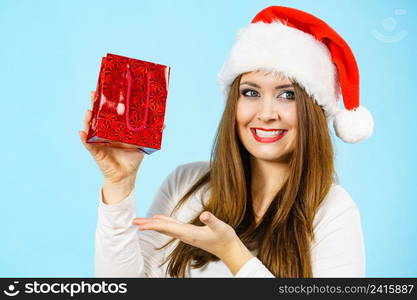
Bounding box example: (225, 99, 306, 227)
(221, 239, 252, 260)
(102, 176, 136, 205)
(220, 239, 254, 275)
(103, 174, 136, 187)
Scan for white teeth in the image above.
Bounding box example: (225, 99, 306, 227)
(255, 129, 285, 137)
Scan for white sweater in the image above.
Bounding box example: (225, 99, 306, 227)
(95, 161, 365, 277)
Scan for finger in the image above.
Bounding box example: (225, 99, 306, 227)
(83, 110, 92, 133)
(90, 91, 96, 107)
(199, 211, 224, 232)
(135, 219, 171, 233)
(136, 219, 186, 239)
(152, 214, 183, 224)
(79, 129, 104, 157)
(133, 215, 182, 225)
(133, 216, 156, 225)
(78, 130, 93, 152)
(137, 219, 210, 249)
(132, 218, 147, 224)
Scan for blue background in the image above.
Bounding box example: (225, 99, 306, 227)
(1, 0, 416, 277)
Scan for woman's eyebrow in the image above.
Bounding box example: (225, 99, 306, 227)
(240, 81, 293, 89)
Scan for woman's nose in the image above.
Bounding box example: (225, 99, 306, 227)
(256, 98, 279, 121)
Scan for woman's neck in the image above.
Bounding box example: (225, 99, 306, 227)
(250, 157, 289, 221)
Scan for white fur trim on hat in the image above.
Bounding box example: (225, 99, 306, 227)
(333, 106, 374, 143)
(217, 21, 341, 120)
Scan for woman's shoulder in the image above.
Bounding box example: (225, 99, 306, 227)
(169, 160, 210, 184)
(163, 160, 210, 198)
(160, 161, 210, 220)
(148, 161, 209, 218)
(173, 160, 210, 175)
(313, 183, 361, 229)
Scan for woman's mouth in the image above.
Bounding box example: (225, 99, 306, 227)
(250, 128, 288, 143)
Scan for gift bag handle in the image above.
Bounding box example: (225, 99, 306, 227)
(125, 64, 151, 132)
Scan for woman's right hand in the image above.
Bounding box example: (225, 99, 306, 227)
(79, 91, 147, 204)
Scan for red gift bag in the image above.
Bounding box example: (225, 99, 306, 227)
(87, 53, 170, 154)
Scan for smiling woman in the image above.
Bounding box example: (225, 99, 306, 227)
(145, 69, 338, 277)
(236, 71, 298, 163)
(82, 5, 373, 278)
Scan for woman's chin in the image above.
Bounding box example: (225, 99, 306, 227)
(250, 149, 293, 163)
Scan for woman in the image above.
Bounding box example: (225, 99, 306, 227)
(79, 6, 373, 277)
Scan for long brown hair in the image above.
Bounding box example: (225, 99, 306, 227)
(156, 72, 335, 277)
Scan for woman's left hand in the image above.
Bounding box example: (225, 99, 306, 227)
(132, 211, 240, 260)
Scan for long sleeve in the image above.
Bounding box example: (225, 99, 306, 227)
(235, 184, 366, 278)
(234, 257, 274, 277)
(94, 161, 211, 278)
(95, 167, 183, 278)
(95, 186, 143, 277)
(310, 203, 366, 277)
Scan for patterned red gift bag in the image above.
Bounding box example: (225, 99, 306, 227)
(87, 53, 170, 154)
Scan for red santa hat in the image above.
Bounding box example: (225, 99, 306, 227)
(218, 6, 374, 143)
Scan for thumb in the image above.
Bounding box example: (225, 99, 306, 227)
(79, 130, 95, 154)
(200, 211, 222, 230)
(79, 131, 90, 148)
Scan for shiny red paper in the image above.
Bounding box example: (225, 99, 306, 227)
(87, 53, 170, 154)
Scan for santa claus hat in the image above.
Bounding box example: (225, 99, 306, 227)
(217, 6, 374, 143)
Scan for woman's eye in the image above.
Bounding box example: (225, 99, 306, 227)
(240, 89, 294, 100)
(279, 90, 295, 100)
(241, 89, 259, 97)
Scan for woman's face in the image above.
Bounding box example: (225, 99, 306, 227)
(236, 71, 298, 162)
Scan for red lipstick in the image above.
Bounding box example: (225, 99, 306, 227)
(250, 128, 288, 143)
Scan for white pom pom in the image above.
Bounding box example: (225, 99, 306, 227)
(333, 106, 374, 143)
